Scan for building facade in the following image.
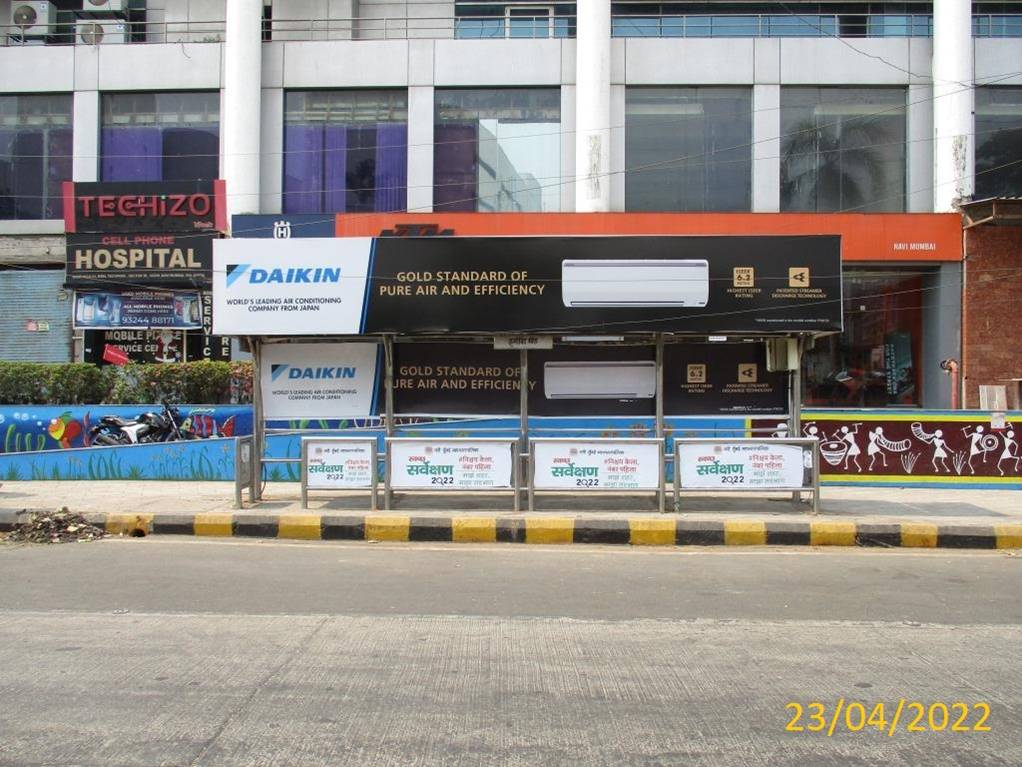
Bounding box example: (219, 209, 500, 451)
(1, 0, 1020, 407)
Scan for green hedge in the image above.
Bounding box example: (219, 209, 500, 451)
(0, 361, 253, 405)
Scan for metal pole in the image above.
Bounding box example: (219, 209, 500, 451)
(789, 337, 804, 504)
(384, 335, 394, 437)
(655, 334, 664, 439)
(251, 337, 264, 501)
(300, 438, 308, 509)
(811, 438, 821, 515)
(512, 441, 520, 513)
(519, 348, 528, 510)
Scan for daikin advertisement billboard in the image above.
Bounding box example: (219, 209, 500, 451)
(213, 236, 842, 336)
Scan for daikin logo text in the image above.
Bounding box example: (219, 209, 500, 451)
(226, 263, 342, 288)
(271, 364, 357, 381)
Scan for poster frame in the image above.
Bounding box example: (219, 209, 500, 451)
(528, 438, 666, 513)
(672, 437, 821, 514)
(300, 437, 379, 511)
(384, 437, 520, 512)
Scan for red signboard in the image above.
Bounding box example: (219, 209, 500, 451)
(101, 344, 131, 366)
(337, 212, 963, 263)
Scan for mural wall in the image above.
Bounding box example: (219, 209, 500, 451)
(0, 405, 252, 454)
(753, 410, 1022, 489)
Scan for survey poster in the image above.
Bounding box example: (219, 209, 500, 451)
(676, 442, 809, 490)
(73, 290, 202, 330)
(532, 440, 662, 490)
(663, 343, 788, 415)
(364, 236, 842, 334)
(389, 440, 515, 489)
(260, 342, 379, 420)
(66, 233, 213, 289)
(304, 439, 376, 490)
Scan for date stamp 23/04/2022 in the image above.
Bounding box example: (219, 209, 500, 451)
(786, 700, 992, 736)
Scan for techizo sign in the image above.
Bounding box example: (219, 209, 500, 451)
(213, 236, 842, 336)
(63, 180, 226, 233)
(65, 233, 213, 289)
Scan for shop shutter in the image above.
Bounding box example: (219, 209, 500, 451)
(0, 270, 72, 362)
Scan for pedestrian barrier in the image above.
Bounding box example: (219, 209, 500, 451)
(673, 437, 820, 513)
(528, 438, 666, 513)
(384, 438, 521, 511)
(300, 437, 378, 511)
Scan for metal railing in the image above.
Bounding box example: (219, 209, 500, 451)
(3, 13, 1021, 46)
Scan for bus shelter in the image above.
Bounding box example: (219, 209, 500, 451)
(213, 235, 842, 511)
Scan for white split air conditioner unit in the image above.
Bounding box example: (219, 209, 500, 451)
(561, 259, 710, 308)
(76, 19, 126, 45)
(544, 361, 656, 400)
(82, 0, 127, 13)
(9, 2, 54, 37)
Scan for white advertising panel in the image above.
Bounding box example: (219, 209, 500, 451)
(260, 342, 378, 420)
(677, 442, 808, 489)
(389, 440, 515, 489)
(212, 238, 373, 335)
(304, 439, 376, 490)
(532, 440, 661, 490)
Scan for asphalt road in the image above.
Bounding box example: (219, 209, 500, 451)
(1, 538, 1020, 766)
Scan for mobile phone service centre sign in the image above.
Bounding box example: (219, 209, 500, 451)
(259, 343, 379, 420)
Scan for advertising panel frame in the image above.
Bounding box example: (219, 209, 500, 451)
(384, 438, 521, 512)
(300, 437, 379, 511)
(528, 438, 666, 513)
(672, 437, 821, 513)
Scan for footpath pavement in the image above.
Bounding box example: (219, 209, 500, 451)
(1, 480, 1020, 549)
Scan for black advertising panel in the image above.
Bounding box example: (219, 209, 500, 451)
(66, 233, 214, 289)
(393, 344, 523, 415)
(663, 343, 788, 415)
(393, 342, 660, 417)
(64, 180, 225, 233)
(363, 236, 842, 335)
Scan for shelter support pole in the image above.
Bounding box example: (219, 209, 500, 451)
(789, 336, 805, 504)
(655, 334, 664, 439)
(519, 348, 529, 510)
(656, 335, 666, 512)
(384, 336, 395, 511)
(251, 336, 264, 501)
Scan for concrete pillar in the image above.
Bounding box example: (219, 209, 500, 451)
(574, 0, 611, 212)
(932, 0, 974, 212)
(222, 0, 263, 221)
(407, 86, 435, 213)
(752, 84, 780, 212)
(72, 91, 100, 183)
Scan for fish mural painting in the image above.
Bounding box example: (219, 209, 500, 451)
(0, 406, 252, 454)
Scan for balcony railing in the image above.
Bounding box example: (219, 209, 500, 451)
(2, 13, 1021, 45)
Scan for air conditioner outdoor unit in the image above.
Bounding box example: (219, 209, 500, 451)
(765, 338, 799, 372)
(82, 0, 127, 13)
(561, 259, 710, 308)
(544, 361, 656, 400)
(9, 2, 54, 37)
(76, 19, 126, 44)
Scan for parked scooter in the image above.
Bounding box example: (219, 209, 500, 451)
(88, 402, 192, 446)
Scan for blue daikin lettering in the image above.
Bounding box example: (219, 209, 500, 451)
(270, 364, 357, 381)
(226, 263, 341, 288)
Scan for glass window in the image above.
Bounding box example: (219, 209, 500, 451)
(455, 4, 574, 38)
(975, 86, 1022, 198)
(0, 94, 72, 220)
(625, 87, 752, 212)
(804, 269, 929, 407)
(283, 90, 408, 214)
(101, 92, 219, 182)
(434, 88, 561, 212)
(780, 87, 907, 212)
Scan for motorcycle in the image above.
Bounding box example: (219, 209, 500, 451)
(88, 402, 193, 446)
